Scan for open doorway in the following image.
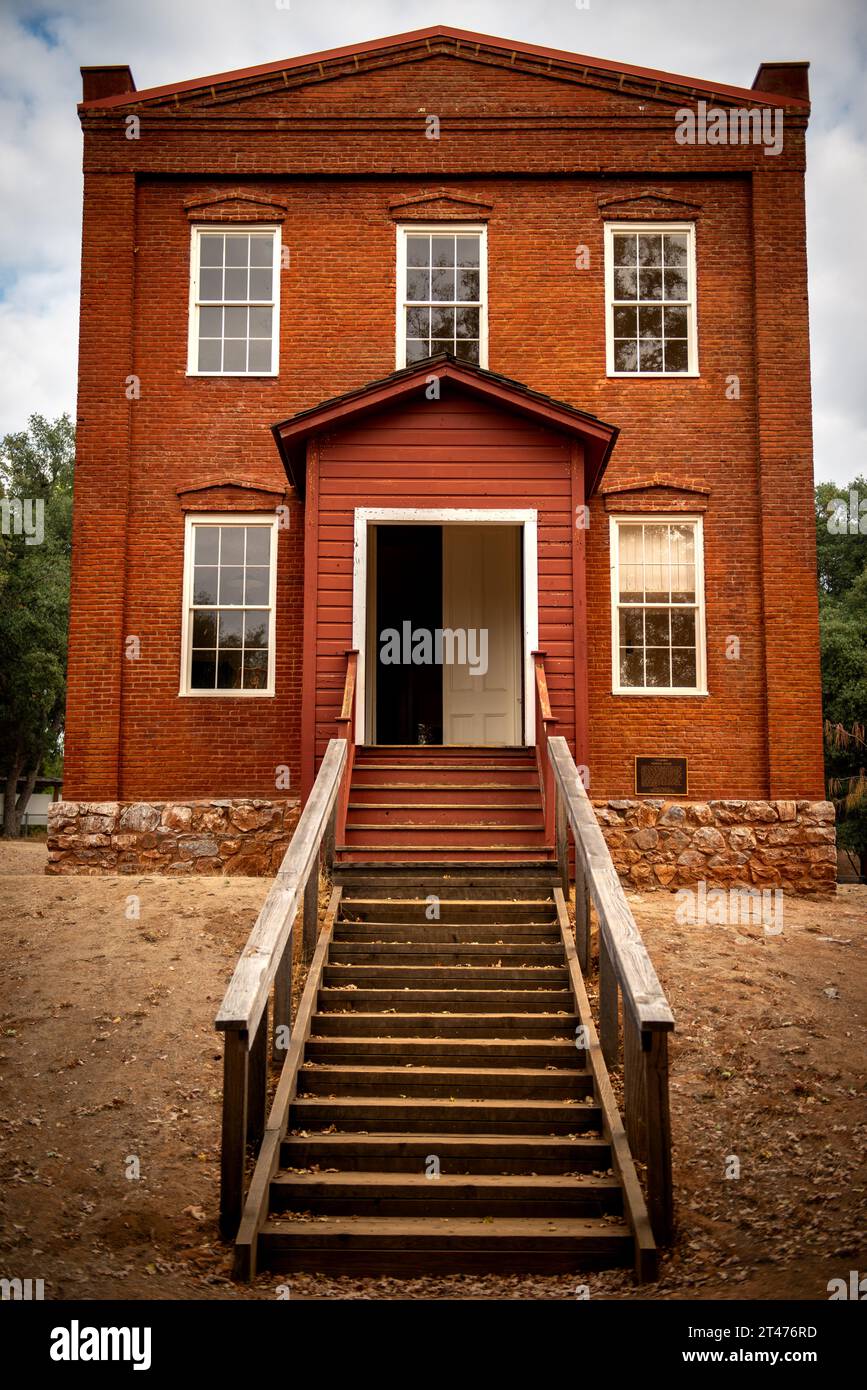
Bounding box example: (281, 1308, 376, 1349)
(374, 525, 443, 744)
(366, 520, 524, 747)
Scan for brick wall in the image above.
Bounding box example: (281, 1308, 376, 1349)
(66, 37, 825, 818)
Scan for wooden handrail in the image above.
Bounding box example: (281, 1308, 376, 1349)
(547, 736, 673, 1033)
(232, 886, 343, 1278)
(214, 735, 347, 1237)
(216, 738, 347, 1036)
(546, 730, 675, 1243)
(335, 649, 359, 848)
(532, 651, 558, 856)
(338, 649, 358, 724)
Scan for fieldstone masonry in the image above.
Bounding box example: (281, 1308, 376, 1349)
(46, 799, 300, 875)
(47, 795, 836, 893)
(592, 798, 836, 894)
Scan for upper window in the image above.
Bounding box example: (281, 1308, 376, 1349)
(180, 514, 277, 696)
(604, 223, 698, 377)
(187, 226, 280, 376)
(610, 516, 707, 695)
(396, 224, 488, 368)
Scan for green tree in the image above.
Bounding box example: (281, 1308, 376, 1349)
(815, 477, 867, 878)
(0, 414, 74, 837)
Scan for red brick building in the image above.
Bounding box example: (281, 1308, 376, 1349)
(51, 26, 833, 891)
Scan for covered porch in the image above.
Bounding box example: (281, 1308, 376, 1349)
(271, 354, 618, 796)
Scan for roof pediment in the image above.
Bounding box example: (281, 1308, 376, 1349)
(271, 354, 619, 499)
(79, 26, 810, 117)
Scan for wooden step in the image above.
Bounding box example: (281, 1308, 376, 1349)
(337, 847, 555, 863)
(279, 1132, 610, 1173)
(317, 988, 574, 1012)
(341, 837, 549, 855)
(323, 964, 568, 988)
(257, 1215, 633, 1273)
(310, 1011, 578, 1038)
(354, 745, 532, 756)
(289, 1096, 602, 1134)
(338, 898, 557, 923)
(337, 866, 557, 883)
(347, 803, 544, 824)
(269, 1171, 622, 1218)
(351, 769, 538, 787)
(333, 923, 560, 942)
(344, 820, 545, 834)
(334, 869, 558, 892)
(349, 784, 543, 804)
(305, 1037, 583, 1067)
(296, 1063, 592, 1099)
(329, 943, 563, 964)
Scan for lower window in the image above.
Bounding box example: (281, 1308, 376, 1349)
(180, 513, 277, 696)
(610, 515, 706, 695)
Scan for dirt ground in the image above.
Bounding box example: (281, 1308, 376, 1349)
(0, 838, 864, 1302)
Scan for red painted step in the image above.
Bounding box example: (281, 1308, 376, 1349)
(337, 746, 550, 866)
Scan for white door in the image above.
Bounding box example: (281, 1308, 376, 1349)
(442, 526, 522, 745)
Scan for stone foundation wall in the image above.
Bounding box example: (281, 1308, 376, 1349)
(46, 799, 301, 875)
(46, 795, 837, 893)
(592, 799, 836, 894)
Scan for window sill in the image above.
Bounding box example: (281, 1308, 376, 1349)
(185, 370, 279, 379)
(606, 370, 700, 380)
(611, 687, 709, 697)
(178, 690, 276, 699)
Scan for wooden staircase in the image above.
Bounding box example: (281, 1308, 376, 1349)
(217, 658, 672, 1284)
(338, 746, 554, 865)
(250, 870, 654, 1277)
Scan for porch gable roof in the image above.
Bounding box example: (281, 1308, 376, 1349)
(271, 354, 619, 499)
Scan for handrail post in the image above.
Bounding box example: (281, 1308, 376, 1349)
(643, 1029, 674, 1243)
(302, 856, 319, 962)
(574, 847, 590, 973)
(219, 1028, 249, 1238)
(247, 1002, 268, 1146)
(598, 928, 619, 1067)
(555, 785, 568, 896)
(532, 651, 558, 852)
(335, 649, 359, 849)
(272, 936, 292, 1064)
(323, 801, 336, 878)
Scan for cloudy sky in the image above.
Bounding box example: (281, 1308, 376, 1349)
(0, 0, 863, 483)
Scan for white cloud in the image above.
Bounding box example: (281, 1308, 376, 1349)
(0, 0, 864, 482)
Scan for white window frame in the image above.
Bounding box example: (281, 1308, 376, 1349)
(395, 223, 489, 370)
(604, 222, 699, 378)
(186, 224, 281, 377)
(179, 511, 278, 698)
(609, 513, 708, 696)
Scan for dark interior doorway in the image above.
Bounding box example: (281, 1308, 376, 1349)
(375, 524, 443, 744)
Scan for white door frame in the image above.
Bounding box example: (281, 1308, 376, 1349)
(351, 507, 539, 746)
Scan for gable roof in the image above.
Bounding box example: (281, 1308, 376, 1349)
(271, 354, 619, 498)
(79, 25, 809, 112)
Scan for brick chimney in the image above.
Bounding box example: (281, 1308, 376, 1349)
(751, 62, 810, 102)
(80, 66, 137, 103)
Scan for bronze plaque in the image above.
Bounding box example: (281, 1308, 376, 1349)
(635, 756, 688, 796)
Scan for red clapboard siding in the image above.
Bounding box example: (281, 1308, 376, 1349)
(312, 393, 577, 765)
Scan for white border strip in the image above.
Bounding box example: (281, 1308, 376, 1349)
(351, 507, 538, 744)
